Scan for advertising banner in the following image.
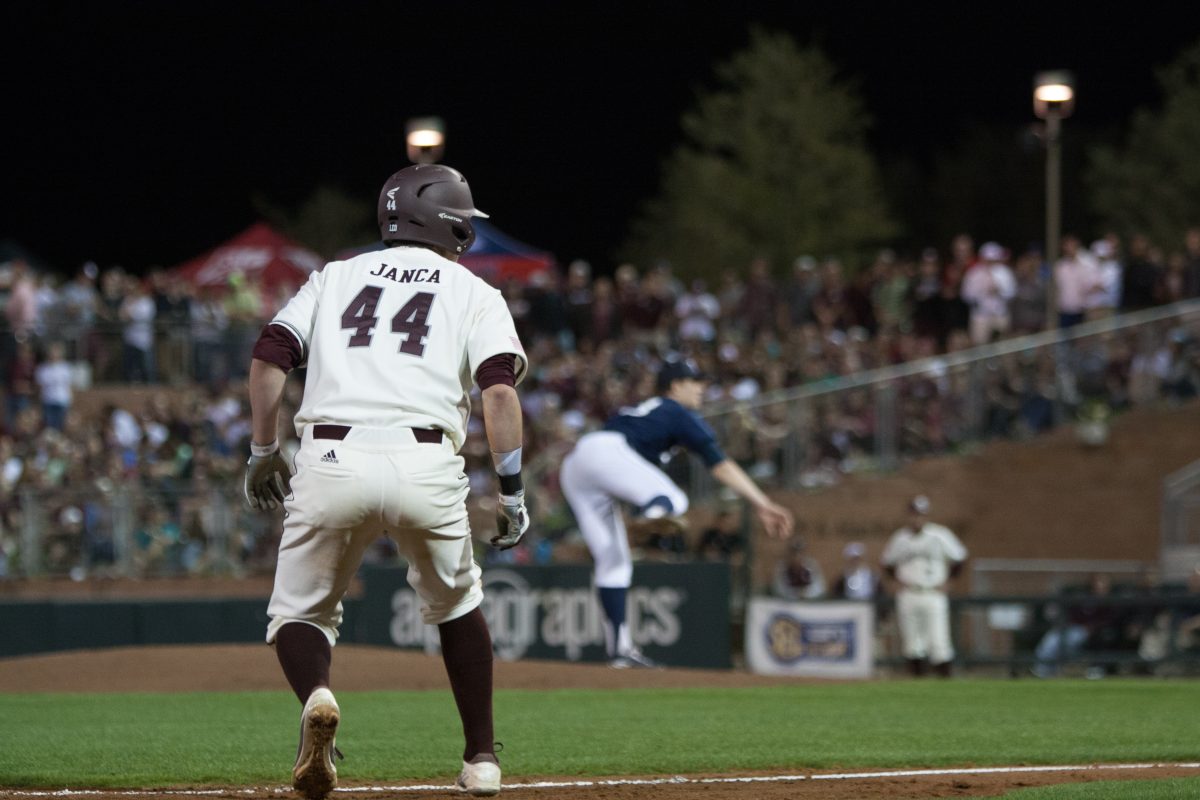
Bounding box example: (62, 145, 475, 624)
(358, 562, 731, 668)
(744, 598, 874, 678)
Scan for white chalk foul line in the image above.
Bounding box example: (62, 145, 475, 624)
(4, 763, 1199, 796)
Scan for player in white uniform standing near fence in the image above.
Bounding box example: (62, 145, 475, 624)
(243, 164, 528, 798)
(880, 495, 968, 677)
(560, 357, 794, 667)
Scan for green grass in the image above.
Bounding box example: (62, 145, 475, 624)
(986, 777, 1200, 798)
(0, 680, 1198, 788)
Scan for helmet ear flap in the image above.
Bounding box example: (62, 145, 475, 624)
(452, 225, 474, 252)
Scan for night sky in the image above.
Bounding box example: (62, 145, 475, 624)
(5, 1, 1200, 274)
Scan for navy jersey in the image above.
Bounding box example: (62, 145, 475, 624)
(603, 397, 726, 468)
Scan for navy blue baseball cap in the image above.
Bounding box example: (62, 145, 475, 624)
(657, 357, 705, 391)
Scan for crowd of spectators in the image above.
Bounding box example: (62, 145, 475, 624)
(1, 228, 1199, 582)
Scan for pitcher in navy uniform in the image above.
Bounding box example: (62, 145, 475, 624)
(560, 356, 793, 667)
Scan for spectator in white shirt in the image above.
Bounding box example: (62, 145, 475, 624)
(35, 341, 73, 431)
(675, 280, 721, 343)
(961, 241, 1016, 345)
(120, 277, 156, 383)
(1086, 238, 1122, 320)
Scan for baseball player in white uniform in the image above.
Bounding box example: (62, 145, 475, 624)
(560, 357, 794, 667)
(880, 495, 968, 677)
(244, 164, 528, 798)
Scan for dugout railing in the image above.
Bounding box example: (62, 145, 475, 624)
(941, 591, 1200, 676)
(1162, 458, 1200, 581)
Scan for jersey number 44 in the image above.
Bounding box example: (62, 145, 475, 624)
(341, 286, 435, 357)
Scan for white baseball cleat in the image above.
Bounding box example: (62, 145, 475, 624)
(609, 648, 663, 669)
(456, 758, 501, 796)
(293, 687, 340, 800)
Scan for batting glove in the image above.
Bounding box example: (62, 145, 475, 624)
(492, 490, 529, 550)
(244, 444, 293, 511)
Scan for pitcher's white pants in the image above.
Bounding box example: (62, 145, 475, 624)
(560, 431, 688, 588)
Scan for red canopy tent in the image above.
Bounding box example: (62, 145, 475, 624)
(173, 222, 324, 292)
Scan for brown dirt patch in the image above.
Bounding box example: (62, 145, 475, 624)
(0, 643, 805, 693)
(2, 645, 1197, 798)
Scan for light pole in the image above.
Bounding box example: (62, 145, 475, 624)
(406, 116, 445, 164)
(1033, 71, 1074, 329)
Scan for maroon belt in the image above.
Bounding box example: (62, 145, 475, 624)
(312, 424, 442, 444)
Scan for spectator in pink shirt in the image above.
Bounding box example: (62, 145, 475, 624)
(4, 260, 38, 341)
(1054, 235, 1100, 328)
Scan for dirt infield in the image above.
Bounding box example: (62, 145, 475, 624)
(2, 644, 1197, 798)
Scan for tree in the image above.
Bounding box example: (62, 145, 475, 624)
(622, 30, 896, 281)
(253, 185, 375, 259)
(1087, 39, 1200, 250)
(886, 124, 1072, 255)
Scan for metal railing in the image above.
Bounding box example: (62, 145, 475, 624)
(5, 484, 278, 580)
(942, 591, 1200, 675)
(686, 299, 1200, 500)
(0, 319, 261, 387)
(1162, 459, 1200, 581)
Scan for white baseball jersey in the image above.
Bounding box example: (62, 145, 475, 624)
(264, 244, 527, 645)
(880, 522, 967, 589)
(269, 245, 527, 450)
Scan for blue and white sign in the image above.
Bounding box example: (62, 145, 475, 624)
(745, 598, 874, 679)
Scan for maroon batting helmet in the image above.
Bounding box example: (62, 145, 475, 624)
(377, 164, 488, 254)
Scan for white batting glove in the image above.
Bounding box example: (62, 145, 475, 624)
(492, 490, 529, 550)
(244, 445, 293, 510)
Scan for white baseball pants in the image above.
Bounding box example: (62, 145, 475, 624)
(895, 587, 954, 663)
(266, 425, 481, 646)
(560, 431, 688, 588)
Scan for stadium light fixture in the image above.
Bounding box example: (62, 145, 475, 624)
(1033, 71, 1075, 119)
(1033, 71, 1074, 330)
(406, 117, 445, 164)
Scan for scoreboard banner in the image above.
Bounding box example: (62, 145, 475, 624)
(744, 597, 874, 679)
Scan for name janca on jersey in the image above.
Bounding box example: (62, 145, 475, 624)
(368, 264, 442, 285)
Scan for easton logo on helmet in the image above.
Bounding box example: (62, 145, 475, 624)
(437, 212, 463, 222)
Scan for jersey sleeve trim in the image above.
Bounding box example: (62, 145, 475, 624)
(476, 353, 516, 389)
(251, 320, 306, 371)
(272, 320, 308, 363)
